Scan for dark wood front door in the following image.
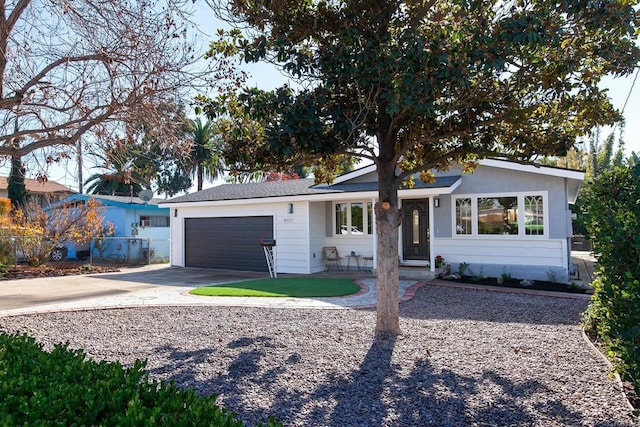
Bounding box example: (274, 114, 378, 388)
(402, 199, 430, 261)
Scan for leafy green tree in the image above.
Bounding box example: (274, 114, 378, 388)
(8, 156, 27, 208)
(582, 164, 640, 402)
(203, 0, 639, 335)
(537, 146, 587, 170)
(126, 103, 194, 197)
(588, 125, 628, 178)
(85, 104, 195, 198)
(186, 118, 225, 191)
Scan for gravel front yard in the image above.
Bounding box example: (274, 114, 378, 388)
(0, 285, 634, 426)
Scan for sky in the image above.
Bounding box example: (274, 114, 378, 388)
(598, 72, 640, 153)
(6, 6, 640, 194)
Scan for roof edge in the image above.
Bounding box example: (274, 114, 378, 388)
(479, 159, 585, 180)
(331, 164, 377, 184)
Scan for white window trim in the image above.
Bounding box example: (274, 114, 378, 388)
(139, 215, 170, 228)
(333, 201, 374, 237)
(451, 191, 549, 239)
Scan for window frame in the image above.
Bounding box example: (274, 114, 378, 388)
(139, 215, 170, 228)
(333, 200, 374, 237)
(452, 192, 548, 238)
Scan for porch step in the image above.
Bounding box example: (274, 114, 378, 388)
(399, 265, 440, 281)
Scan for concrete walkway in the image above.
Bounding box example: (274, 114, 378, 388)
(571, 250, 598, 283)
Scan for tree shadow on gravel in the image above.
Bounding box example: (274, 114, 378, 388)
(295, 337, 585, 426)
(149, 334, 596, 427)
(400, 285, 589, 325)
(145, 344, 218, 393)
(149, 336, 292, 424)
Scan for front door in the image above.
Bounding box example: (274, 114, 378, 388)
(402, 199, 430, 261)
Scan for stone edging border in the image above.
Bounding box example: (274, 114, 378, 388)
(425, 279, 591, 300)
(580, 327, 636, 413)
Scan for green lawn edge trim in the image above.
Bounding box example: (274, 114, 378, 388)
(189, 277, 360, 297)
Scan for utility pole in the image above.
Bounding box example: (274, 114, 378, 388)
(77, 139, 83, 194)
(590, 127, 600, 178)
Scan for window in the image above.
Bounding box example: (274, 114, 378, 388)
(351, 202, 363, 234)
(412, 209, 420, 244)
(139, 215, 170, 227)
(477, 197, 518, 235)
(453, 193, 545, 237)
(335, 203, 347, 234)
(525, 195, 544, 235)
(455, 198, 472, 235)
(334, 201, 374, 236)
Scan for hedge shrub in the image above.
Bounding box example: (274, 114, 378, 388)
(581, 164, 640, 404)
(0, 332, 280, 426)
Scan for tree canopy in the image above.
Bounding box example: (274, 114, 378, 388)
(203, 0, 640, 334)
(83, 139, 145, 197)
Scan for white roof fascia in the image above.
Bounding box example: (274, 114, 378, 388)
(479, 159, 585, 180)
(331, 164, 377, 184)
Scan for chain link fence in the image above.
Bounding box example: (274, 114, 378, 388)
(90, 237, 169, 265)
(0, 235, 170, 267)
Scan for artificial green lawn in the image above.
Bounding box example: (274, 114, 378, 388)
(189, 277, 360, 297)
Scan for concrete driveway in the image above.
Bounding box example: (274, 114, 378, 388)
(0, 264, 269, 315)
(0, 264, 425, 316)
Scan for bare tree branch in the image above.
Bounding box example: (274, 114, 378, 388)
(0, 0, 242, 178)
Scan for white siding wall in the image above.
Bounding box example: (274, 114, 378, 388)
(321, 236, 375, 270)
(170, 202, 310, 274)
(308, 202, 327, 273)
(276, 201, 310, 273)
(434, 237, 569, 281)
(436, 237, 567, 267)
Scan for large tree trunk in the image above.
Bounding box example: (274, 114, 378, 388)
(375, 160, 402, 336)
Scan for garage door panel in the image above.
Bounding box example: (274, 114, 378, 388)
(184, 216, 273, 271)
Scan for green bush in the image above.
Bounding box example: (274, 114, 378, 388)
(0, 235, 15, 266)
(0, 332, 280, 426)
(581, 164, 640, 402)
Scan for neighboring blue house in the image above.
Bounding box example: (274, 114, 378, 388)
(50, 194, 170, 262)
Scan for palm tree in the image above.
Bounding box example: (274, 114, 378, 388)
(84, 139, 145, 196)
(186, 118, 224, 191)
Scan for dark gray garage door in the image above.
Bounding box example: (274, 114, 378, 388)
(184, 216, 273, 271)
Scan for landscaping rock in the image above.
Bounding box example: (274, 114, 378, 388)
(0, 286, 634, 426)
